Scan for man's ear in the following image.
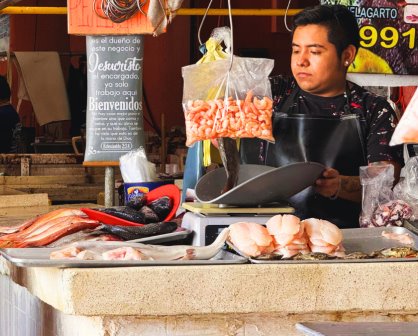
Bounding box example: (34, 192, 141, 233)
(342, 45, 357, 66)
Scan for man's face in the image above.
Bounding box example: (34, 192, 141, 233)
(291, 24, 346, 97)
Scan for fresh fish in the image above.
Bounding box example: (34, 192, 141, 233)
(126, 193, 147, 210)
(1, 216, 100, 248)
(137, 205, 160, 224)
(50, 228, 230, 261)
(218, 138, 240, 193)
(147, 196, 172, 221)
(100, 222, 178, 240)
(0, 208, 87, 241)
(0, 217, 37, 236)
(99, 206, 147, 224)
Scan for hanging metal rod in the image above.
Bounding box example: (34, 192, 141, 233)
(0, 6, 302, 16)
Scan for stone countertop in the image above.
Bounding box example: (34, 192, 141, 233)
(2, 258, 418, 316)
(1, 205, 418, 318)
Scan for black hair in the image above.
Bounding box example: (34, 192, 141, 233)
(292, 5, 360, 58)
(0, 75, 11, 101)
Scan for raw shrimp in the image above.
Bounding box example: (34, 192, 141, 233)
(184, 90, 274, 147)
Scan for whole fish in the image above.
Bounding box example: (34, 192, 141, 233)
(1, 216, 100, 248)
(147, 196, 172, 221)
(99, 206, 159, 224)
(99, 221, 178, 241)
(218, 138, 240, 193)
(0, 208, 86, 237)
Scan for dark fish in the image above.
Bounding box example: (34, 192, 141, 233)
(99, 206, 146, 224)
(126, 193, 147, 210)
(147, 196, 172, 221)
(218, 138, 240, 194)
(99, 222, 178, 240)
(138, 205, 160, 224)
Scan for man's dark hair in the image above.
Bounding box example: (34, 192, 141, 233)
(292, 5, 360, 58)
(0, 75, 11, 101)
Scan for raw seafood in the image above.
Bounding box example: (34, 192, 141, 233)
(102, 247, 148, 261)
(137, 205, 160, 223)
(147, 196, 172, 221)
(302, 218, 344, 257)
(290, 252, 336, 261)
(50, 227, 230, 261)
(382, 230, 415, 245)
(369, 200, 413, 227)
(99, 206, 151, 224)
(126, 193, 147, 210)
(0, 208, 86, 237)
(218, 137, 240, 193)
(343, 252, 370, 260)
(184, 91, 274, 147)
(5, 216, 100, 248)
(99, 221, 178, 240)
(266, 214, 309, 258)
(228, 222, 274, 257)
(371, 247, 418, 258)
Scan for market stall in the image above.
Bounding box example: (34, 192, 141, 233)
(1, 1, 418, 336)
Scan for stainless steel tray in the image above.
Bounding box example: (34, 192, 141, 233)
(250, 226, 418, 264)
(0, 245, 247, 268)
(126, 229, 192, 244)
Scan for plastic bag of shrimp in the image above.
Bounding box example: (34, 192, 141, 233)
(360, 164, 413, 228)
(181, 56, 275, 147)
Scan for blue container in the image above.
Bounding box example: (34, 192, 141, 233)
(123, 180, 174, 205)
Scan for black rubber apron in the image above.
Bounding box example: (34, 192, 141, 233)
(241, 86, 367, 228)
(269, 87, 367, 228)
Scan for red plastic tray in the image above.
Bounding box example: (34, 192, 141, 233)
(81, 184, 181, 227)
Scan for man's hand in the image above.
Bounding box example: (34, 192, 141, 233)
(314, 168, 341, 198)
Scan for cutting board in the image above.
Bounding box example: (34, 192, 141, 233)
(182, 202, 294, 216)
(195, 162, 325, 206)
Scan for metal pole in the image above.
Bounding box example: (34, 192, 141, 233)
(104, 166, 115, 207)
(0, 7, 302, 16)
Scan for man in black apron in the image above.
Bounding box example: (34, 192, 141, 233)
(241, 5, 403, 228)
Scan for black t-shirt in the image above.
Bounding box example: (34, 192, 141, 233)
(0, 104, 20, 153)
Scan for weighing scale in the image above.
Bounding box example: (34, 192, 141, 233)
(182, 162, 325, 246)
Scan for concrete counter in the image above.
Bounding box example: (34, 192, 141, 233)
(2, 206, 418, 335)
(2, 255, 418, 335)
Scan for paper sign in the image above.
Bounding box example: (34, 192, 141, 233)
(322, 0, 417, 75)
(84, 35, 145, 162)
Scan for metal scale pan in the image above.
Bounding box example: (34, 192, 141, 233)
(195, 162, 325, 206)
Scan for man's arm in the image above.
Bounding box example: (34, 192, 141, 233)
(315, 161, 401, 203)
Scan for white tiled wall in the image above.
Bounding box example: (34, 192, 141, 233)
(0, 273, 42, 336)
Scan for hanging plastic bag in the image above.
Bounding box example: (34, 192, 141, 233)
(181, 56, 275, 147)
(360, 164, 413, 227)
(394, 156, 418, 220)
(390, 88, 418, 146)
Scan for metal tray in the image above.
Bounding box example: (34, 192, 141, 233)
(249, 226, 418, 264)
(126, 229, 192, 244)
(0, 245, 247, 268)
(195, 162, 325, 206)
